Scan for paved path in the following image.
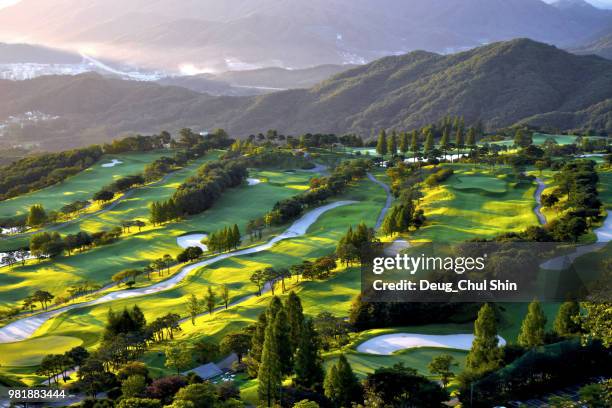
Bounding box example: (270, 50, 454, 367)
(533, 177, 547, 225)
(0, 201, 357, 343)
(367, 172, 393, 230)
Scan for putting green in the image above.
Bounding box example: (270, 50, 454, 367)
(0, 151, 170, 219)
(414, 165, 537, 242)
(451, 175, 507, 193)
(0, 335, 82, 367)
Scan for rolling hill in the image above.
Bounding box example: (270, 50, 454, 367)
(2, 39, 612, 150)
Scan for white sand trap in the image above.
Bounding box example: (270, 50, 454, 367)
(0, 200, 357, 343)
(247, 178, 262, 186)
(101, 159, 123, 168)
(177, 234, 208, 251)
(357, 333, 507, 355)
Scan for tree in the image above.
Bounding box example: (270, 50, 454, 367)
(122, 375, 146, 398)
(250, 270, 266, 296)
(26, 204, 47, 227)
(285, 292, 304, 353)
(424, 129, 434, 154)
(375, 130, 387, 156)
(514, 128, 533, 148)
(410, 130, 420, 160)
(258, 316, 282, 406)
(93, 189, 115, 202)
(221, 333, 251, 363)
(324, 354, 361, 407)
(466, 127, 476, 149)
(399, 132, 409, 154)
(428, 354, 457, 388)
(554, 300, 581, 337)
(186, 294, 201, 325)
(466, 303, 502, 371)
(517, 300, 547, 348)
(33, 290, 54, 310)
(204, 286, 216, 316)
(173, 383, 218, 408)
(387, 130, 397, 156)
(221, 285, 230, 309)
(165, 344, 191, 375)
(440, 128, 449, 157)
(455, 127, 464, 154)
(293, 401, 320, 408)
(294, 318, 324, 389)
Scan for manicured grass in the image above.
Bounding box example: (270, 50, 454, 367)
(451, 175, 507, 193)
(0, 167, 316, 308)
(10, 176, 386, 375)
(0, 335, 83, 367)
(0, 151, 170, 219)
(413, 165, 538, 242)
(490, 133, 607, 148)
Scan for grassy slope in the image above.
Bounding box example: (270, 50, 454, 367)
(413, 164, 538, 242)
(0, 166, 313, 307)
(0, 151, 170, 219)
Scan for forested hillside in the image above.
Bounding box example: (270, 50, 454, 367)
(2, 39, 612, 150)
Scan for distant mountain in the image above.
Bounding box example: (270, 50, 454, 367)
(2, 39, 612, 150)
(0, 43, 81, 64)
(0, 0, 611, 71)
(572, 26, 612, 59)
(157, 65, 357, 96)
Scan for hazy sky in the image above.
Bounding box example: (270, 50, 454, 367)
(1, 0, 611, 10)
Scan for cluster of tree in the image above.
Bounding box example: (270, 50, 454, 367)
(151, 159, 248, 223)
(242, 130, 364, 149)
(112, 269, 142, 288)
(93, 174, 145, 203)
(349, 294, 479, 330)
(103, 132, 171, 154)
(29, 227, 122, 260)
(290, 255, 338, 281)
(147, 313, 182, 343)
(226, 143, 314, 170)
(22, 289, 55, 311)
(313, 312, 351, 350)
(36, 346, 89, 385)
(143, 128, 235, 183)
(381, 189, 426, 236)
(206, 225, 241, 253)
(335, 223, 377, 267)
(248, 293, 324, 406)
(0, 248, 29, 268)
(176, 246, 203, 263)
(374, 116, 482, 159)
(250, 267, 292, 296)
(60, 200, 90, 216)
(0, 145, 103, 201)
(424, 167, 454, 186)
(257, 159, 370, 229)
(185, 285, 228, 325)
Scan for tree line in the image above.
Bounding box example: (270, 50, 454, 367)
(150, 159, 248, 224)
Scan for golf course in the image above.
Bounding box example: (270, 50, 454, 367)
(0, 128, 609, 407)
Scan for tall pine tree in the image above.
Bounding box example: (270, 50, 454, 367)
(258, 319, 282, 406)
(294, 318, 324, 389)
(285, 292, 305, 354)
(517, 300, 547, 347)
(466, 303, 502, 371)
(324, 354, 362, 407)
(399, 131, 409, 154)
(424, 129, 435, 154)
(387, 130, 398, 156)
(376, 130, 387, 156)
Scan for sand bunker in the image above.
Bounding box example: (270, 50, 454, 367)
(101, 159, 123, 168)
(357, 333, 506, 355)
(177, 234, 208, 251)
(247, 178, 262, 186)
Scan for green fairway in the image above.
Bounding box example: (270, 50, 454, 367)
(0, 167, 316, 308)
(413, 165, 538, 242)
(0, 151, 170, 219)
(10, 176, 386, 370)
(451, 175, 507, 193)
(0, 335, 83, 367)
